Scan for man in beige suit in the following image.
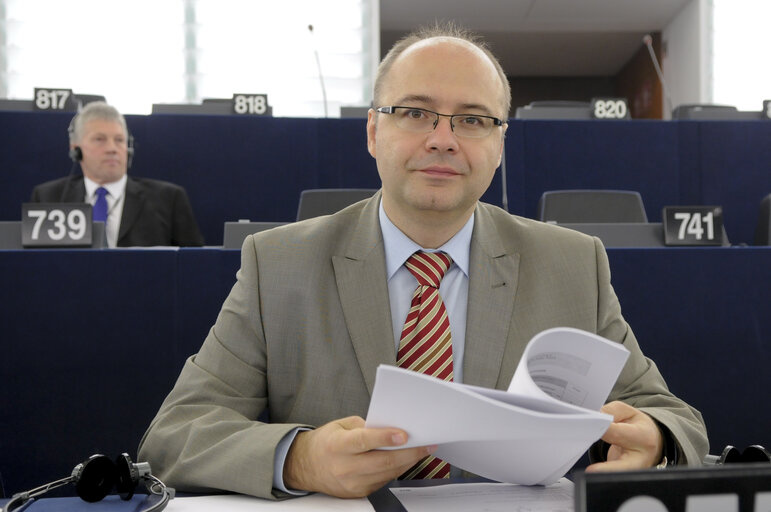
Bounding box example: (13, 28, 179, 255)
(138, 24, 708, 499)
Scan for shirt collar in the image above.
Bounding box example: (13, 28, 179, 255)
(83, 174, 127, 200)
(379, 200, 473, 280)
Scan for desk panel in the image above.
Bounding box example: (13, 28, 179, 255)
(0, 247, 768, 497)
(0, 249, 179, 497)
(607, 247, 771, 455)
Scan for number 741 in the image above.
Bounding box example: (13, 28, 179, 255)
(674, 211, 714, 240)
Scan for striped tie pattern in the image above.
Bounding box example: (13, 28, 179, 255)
(397, 251, 453, 479)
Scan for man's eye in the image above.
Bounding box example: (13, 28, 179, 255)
(459, 116, 483, 126)
(404, 109, 427, 120)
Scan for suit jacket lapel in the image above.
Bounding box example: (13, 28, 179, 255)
(118, 177, 144, 243)
(64, 175, 87, 202)
(463, 204, 520, 389)
(332, 191, 396, 396)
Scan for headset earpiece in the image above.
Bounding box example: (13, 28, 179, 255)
(115, 453, 139, 500)
(127, 135, 135, 169)
(72, 454, 117, 503)
(69, 146, 83, 162)
(742, 445, 771, 463)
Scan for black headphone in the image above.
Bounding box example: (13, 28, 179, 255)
(716, 444, 771, 464)
(68, 115, 135, 168)
(2, 453, 173, 512)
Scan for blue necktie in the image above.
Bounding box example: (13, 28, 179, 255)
(93, 187, 108, 222)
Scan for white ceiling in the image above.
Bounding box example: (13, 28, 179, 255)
(380, 0, 692, 76)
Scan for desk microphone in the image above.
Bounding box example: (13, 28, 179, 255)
(642, 34, 674, 116)
(308, 24, 329, 118)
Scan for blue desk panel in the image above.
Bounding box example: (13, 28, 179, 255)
(1, 247, 768, 497)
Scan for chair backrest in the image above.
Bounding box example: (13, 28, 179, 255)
(754, 193, 771, 246)
(515, 101, 593, 120)
(558, 223, 665, 248)
(296, 188, 377, 221)
(538, 190, 648, 223)
(222, 221, 288, 249)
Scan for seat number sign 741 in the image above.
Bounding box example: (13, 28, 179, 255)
(662, 206, 724, 246)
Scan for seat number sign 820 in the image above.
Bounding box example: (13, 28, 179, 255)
(591, 98, 629, 119)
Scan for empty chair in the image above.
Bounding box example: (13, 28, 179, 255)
(755, 193, 771, 245)
(537, 190, 648, 224)
(296, 188, 377, 221)
(222, 221, 288, 249)
(515, 101, 592, 120)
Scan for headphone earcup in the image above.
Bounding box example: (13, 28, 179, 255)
(69, 146, 83, 162)
(742, 445, 771, 463)
(114, 453, 139, 500)
(126, 135, 135, 169)
(74, 454, 117, 503)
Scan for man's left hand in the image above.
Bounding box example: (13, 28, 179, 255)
(585, 401, 664, 472)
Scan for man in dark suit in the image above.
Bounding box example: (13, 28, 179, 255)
(30, 102, 204, 247)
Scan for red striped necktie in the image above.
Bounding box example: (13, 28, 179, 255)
(397, 251, 453, 479)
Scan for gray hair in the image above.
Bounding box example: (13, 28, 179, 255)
(68, 101, 128, 144)
(373, 21, 511, 117)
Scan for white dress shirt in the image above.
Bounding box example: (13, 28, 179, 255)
(83, 175, 127, 248)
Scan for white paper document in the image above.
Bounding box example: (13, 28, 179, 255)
(365, 327, 629, 485)
(390, 479, 574, 512)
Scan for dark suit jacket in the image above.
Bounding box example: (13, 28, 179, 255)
(30, 174, 204, 247)
(138, 191, 708, 499)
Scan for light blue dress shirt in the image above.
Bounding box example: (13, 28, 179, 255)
(379, 201, 472, 383)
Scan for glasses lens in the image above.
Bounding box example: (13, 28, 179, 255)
(452, 115, 493, 138)
(393, 108, 436, 132)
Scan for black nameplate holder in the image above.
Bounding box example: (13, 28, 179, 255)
(663, 206, 725, 246)
(575, 463, 771, 512)
(32, 87, 78, 112)
(591, 97, 631, 119)
(232, 94, 271, 116)
(22, 203, 93, 247)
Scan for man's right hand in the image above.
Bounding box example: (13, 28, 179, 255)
(283, 415, 436, 498)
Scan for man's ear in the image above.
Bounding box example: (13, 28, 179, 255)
(496, 123, 508, 168)
(366, 109, 377, 159)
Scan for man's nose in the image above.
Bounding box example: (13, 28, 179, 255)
(425, 116, 459, 153)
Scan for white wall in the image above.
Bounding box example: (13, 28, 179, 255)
(661, 0, 711, 117)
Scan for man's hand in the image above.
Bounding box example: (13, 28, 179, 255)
(283, 415, 436, 498)
(585, 401, 664, 472)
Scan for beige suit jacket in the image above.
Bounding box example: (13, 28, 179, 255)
(138, 192, 708, 499)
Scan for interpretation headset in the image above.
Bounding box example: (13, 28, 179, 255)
(2, 453, 173, 512)
(67, 113, 135, 168)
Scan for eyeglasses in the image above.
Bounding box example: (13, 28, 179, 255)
(375, 106, 504, 139)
